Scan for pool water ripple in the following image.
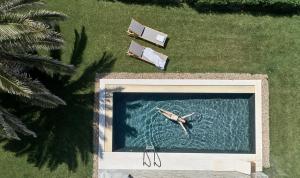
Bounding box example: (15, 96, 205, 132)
(113, 93, 255, 153)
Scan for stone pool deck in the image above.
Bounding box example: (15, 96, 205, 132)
(93, 73, 269, 178)
(100, 170, 251, 178)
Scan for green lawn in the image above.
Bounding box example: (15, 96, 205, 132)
(0, 0, 300, 177)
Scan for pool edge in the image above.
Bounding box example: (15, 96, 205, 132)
(93, 73, 269, 178)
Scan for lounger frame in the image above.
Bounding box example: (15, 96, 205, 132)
(127, 19, 168, 47)
(126, 41, 167, 70)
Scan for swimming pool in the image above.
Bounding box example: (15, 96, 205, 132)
(112, 92, 255, 153)
(97, 77, 267, 174)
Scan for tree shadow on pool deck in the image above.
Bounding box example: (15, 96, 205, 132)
(1, 26, 116, 171)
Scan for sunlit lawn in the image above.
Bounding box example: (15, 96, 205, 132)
(0, 0, 299, 177)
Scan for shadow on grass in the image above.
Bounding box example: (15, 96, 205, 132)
(101, 0, 182, 7)
(186, 1, 300, 16)
(1, 26, 116, 171)
(101, 0, 300, 16)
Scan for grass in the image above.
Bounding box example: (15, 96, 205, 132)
(0, 0, 300, 177)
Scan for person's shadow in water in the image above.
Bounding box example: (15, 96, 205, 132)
(185, 119, 194, 129)
(1, 26, 117, 171)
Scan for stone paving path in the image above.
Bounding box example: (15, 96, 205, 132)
(100, 170, 251, 178)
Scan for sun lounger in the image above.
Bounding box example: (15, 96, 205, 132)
(127, 19, 168, 47)
(127, 41, 168, 70)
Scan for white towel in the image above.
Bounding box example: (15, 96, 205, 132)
(143, 48, 165, 69)
(156, 34, 166, 43)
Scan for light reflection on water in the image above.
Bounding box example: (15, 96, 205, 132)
(113, 93, 255, 153)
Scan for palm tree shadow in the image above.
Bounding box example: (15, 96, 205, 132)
(71, 27, 87, 67)
(2, 26, 116, 171)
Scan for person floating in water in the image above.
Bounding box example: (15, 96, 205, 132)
(156, 107, 194, 134)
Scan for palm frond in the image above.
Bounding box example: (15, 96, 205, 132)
(0, 18, 53, 37)
(0, 23, 31, 40)
(0, 39, 64, 53)
(0, 106, 36, 140)
(0, 21, 64, 52)
(0, 19, 52, 38)
(0, 70, 67, 108)
(0, 113, 19, 139)
(0, 29, 62, 43)
(19, 79, 67, 108)
(1, 39, 64, 52)
(0, 67, 32, 97)
(0, 37, 63, 53)
(21, 93, 66, 108)
(27, 39, 64, 50)
(0, 0, 72, 140)
(25, 10, 67, 22)
(0, 10, 66, 24)
(0, 0, 44, 12)
(0, 52, 75, 75)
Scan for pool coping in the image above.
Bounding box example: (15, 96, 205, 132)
(93, 73, 269, 178)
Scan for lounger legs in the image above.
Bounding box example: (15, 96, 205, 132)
(126, 51, 135, 57)
(127, 30, 138, 37)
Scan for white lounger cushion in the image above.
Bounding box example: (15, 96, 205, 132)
(128, 19, 168, 47)
(156, 34, 166, 43)
(128, 41, 167, 70)
(142, 27, 168, 47)
(143, 48, 166, 70)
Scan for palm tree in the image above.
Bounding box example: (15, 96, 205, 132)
(0, 0, 74, 140)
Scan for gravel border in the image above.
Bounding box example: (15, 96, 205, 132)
(93, 73, 270, 178)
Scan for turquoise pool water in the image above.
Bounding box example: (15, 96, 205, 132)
(112, 93, 255, 153)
